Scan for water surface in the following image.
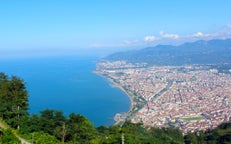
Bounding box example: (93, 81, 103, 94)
(0, 56, 130, 126)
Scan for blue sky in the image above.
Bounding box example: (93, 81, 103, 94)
(1, 0, 231, 58)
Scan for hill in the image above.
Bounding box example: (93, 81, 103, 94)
(105, 39, 231, 66)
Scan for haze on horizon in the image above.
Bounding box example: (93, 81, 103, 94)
(1, 0, 231, 59)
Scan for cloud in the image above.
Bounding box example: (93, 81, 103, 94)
(193, 32, 204, 37)
(192, 32, 211, 38)
(91, 24, 231, 49)
(144, 36, 158, 42)
(159, 31, 179, 39)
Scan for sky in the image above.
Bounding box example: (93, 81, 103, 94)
(1, 0, 231, 58)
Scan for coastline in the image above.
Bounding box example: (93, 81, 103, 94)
(93, 71, 135, 122)
(106, 76, 134, 113)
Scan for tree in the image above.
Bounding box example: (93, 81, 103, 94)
(0, 73, 10, 120)
(67, 113, 97, 143)
(184, 133, 198, 144)
(55, 122, 67, 143)
(0, 129, 20, 144)
(9, 76, 29, 129)
(30, 132, 61, 144)
(19, 114, 41, 134)
(0, 73, 29, 129)
(40, 109, 57, 134)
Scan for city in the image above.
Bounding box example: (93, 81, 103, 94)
(96, 60, 231, 134)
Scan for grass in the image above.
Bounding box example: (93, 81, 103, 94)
(0, 118, 9, 129)
(182, 117, 203, 122)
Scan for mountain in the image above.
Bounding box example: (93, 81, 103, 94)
(105, 39, 231, 66)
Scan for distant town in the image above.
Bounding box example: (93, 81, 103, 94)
(96, 60, 231, 134)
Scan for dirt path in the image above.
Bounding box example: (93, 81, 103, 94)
(0, 120, 7, 129)
(0, 119, 31, 144)
(17, 136, 31, 144)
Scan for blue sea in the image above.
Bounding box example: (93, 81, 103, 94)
(0, 56, 130, 127)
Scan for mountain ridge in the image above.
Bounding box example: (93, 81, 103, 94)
(105, 38, 231, 66)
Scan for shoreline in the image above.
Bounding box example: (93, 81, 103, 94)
(93, 71, 135, 120)
(107, 76, 134, 114)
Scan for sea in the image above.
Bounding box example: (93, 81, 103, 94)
(0, 56, 130, 127)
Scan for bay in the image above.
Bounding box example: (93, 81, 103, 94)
(0, 56, 130, 127)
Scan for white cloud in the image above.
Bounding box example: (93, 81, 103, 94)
(159, 31, 179, 39)
(193, 32, 204, 37)
(192, 32, 211, 38)
(91, 24, 231, 49)
(144, 36, 158, 42)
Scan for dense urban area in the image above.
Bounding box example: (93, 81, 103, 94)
(96, 60, 231, 134)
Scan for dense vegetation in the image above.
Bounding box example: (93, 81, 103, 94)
(105, 39, 231, 66)
(0, 72, 29, 129)
(184, 122, 231, 144)
(0, 129, 21, 144)
(0, 72, 230, 143)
